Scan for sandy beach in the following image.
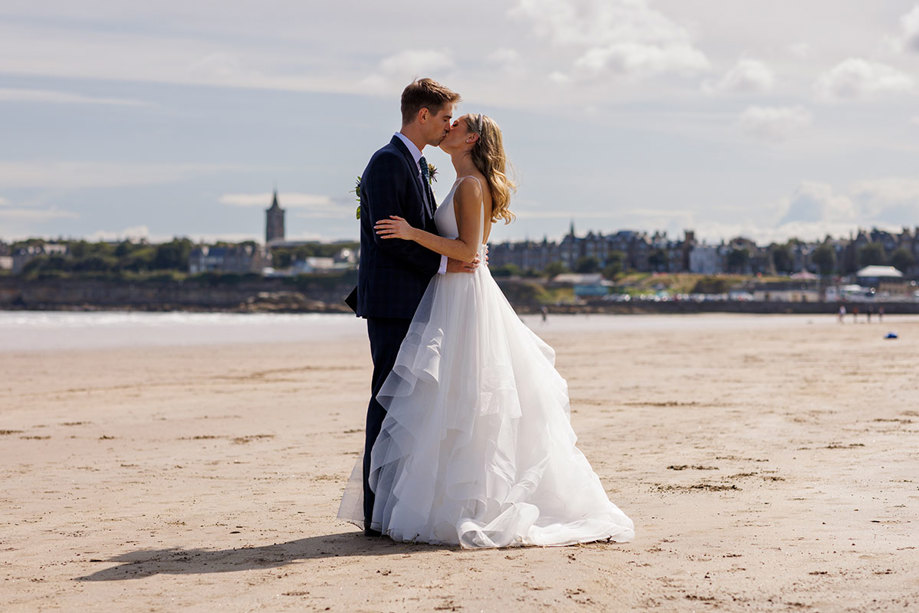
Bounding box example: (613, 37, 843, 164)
(2, 313, 918, 612)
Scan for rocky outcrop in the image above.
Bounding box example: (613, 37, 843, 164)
(0, 277, 355, 313)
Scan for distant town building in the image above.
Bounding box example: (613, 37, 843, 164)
(689, 244, 722, 274)
(12, 243, 68, 274)
(0, 242, 11, 271)
(486, 224, 919, 279)
(551, 272, 610, 298)
(188, 244, 266, 274)
(265, 189, 285, 245)
(291, 257, 336, 274)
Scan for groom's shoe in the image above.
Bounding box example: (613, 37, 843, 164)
(364, 525, 382, 537)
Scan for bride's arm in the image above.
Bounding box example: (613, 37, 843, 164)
(375, 179, 483, 263)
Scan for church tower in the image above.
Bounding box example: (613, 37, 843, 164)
(265, 189, 285, 245)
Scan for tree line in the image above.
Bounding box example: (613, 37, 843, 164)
(491, 241, 915, 280)
(6, 238, 357, 280)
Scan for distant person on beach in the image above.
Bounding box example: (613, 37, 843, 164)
(879, 306, 884, 322)
(838, 305, 846, 323)
(852, 306, 859, 323)
(338, 79, 634, 549)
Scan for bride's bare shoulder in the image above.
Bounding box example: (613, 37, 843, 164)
(455, 174, 488, 202)
(456, 175, 478, 191)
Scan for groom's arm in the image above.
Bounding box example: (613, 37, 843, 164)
(363, 153, 441, 276)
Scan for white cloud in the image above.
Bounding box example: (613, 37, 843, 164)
(86, 225, 152, 242)
(761, 177, 919, 238)
(219, 192, 328, 207)
(788, 42, 810, 59)
(218, 192, 352, 217)
(0, 162, 232, 190)
(87, 227, 304, 244)
(853, 177, 919, 202)
(185, 53, 246, 82)
(4, 1, 919, 245)
(487, 48, 523, 73)
(515, 210, 625, 220)
(899, 5, 919, 53)
(86, 228, 266, 244)
(379, 49, 453, 76)
(186, 232, 261, 244)
(0, 88, 149, 106)
(691, 220, 863, 245)
(738, 106, 812, 142)
(511, 0, 710, 79)
(851, 177, 919, 218)
(0, 22, 357, 97)
(814, 58, 914, 101)
(704, 59, 775, 94)
(573, 41, 709, 77)
(0, 206, 79, 221)
(361, 49, 455, 93)
(0, 194, 80, 223)
(770, 221, 867, 243)
(778, 181, 857, 225)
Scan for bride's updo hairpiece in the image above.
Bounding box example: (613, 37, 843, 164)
(465, 113, 516, 224)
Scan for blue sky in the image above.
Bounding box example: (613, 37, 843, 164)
(2, 1, 919, 245)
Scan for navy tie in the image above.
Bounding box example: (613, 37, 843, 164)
(418, 156, 434, 216)
(419, 156, 429, 184)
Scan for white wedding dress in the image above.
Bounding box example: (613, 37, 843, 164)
(338, 177, 634, 548)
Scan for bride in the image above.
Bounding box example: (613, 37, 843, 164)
(338, 113, 634, 548)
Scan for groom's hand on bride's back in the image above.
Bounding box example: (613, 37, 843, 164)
(446, 255, 479, 273)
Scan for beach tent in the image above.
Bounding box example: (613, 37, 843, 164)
(790, 271, 818, 280)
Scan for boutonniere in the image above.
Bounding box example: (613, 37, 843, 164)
(352, 162, 435, 220)
(352, 176, 361, 219)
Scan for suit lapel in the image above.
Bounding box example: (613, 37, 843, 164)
(390, 136, 434, 221)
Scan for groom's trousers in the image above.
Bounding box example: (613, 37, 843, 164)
(364, 316, 412, 530)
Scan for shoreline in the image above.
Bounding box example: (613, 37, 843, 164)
(5, 310, 917, 354)
(4, 298, 919, 313)
(4, 275, 919, 316)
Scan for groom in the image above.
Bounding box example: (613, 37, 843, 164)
(355, 78, 477, 535)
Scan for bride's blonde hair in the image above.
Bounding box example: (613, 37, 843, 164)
(464, 114, 516, 224)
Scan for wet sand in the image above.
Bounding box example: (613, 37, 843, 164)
(1, 314, 918, 611)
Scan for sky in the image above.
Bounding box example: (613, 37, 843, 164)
(2, 0, 919, 246)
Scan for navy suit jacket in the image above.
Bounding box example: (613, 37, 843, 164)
(356, 136, 442, 319)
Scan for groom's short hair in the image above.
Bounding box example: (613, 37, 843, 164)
(401, 78, 461, 126)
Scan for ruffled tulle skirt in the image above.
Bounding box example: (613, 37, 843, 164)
(338, 261, 634, 548)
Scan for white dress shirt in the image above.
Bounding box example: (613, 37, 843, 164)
(394, 132, 447, 275)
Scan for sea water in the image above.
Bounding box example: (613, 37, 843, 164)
(0, 311, 366, 352)
(0, 310, 876, 353)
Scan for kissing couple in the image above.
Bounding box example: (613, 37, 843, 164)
(338, 78, 634, 548)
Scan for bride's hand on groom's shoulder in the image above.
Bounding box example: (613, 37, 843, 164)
(375, 216, 415, 240)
